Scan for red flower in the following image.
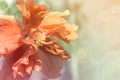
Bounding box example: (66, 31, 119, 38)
(0, 0, 78, 80)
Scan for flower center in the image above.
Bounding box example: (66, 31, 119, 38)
(24, 28, 55, 49)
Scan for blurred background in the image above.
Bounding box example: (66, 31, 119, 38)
(1, 0, 120, 80)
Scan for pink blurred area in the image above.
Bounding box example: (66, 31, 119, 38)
(0, 57, 5, 70)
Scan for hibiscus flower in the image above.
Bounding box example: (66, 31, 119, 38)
(0, 0, 78, 80)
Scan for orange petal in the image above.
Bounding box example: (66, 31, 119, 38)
(39, 13, 67, 30)
(12, 45, 40, 78)
(44, 42, 71, 61)
(24, 56, 34, 75)
(39, 10, 69, 29)
(47, 10, 70, 17)
(38, 47, 63, 78)
(33, 53, 41, 71)
(39, 10, 78, 42)
(0, 16, 22, 55)
(16, 0, 48, 32)
(65, 24, 78, 40)
(66, 31, 78, 40)
(0, 45, 31, 80)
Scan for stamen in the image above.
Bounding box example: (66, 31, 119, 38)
(33, 38, 54, 47)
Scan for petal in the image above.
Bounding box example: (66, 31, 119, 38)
(43, 42, 71, 61)
(47, 10, 70, 17)
(66, 31, 78, 40)
(65, 24, 78, 40)
(38, 47, 63, 78)
(39, 10, 69, 29)
(39, 13, 67, 30)
(0, 45, 30, 80)
(39, 10, 78, 42)
(0, 16, 22, 55)
(16, 0, 48, 32)
(33, 53, 41, 71)
(12, 45, 41, 78)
